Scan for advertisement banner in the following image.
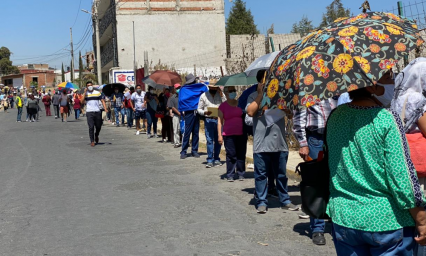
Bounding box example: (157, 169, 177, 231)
(113, 71, 134, 87)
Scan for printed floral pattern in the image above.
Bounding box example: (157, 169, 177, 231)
(262, 12, 424, 110)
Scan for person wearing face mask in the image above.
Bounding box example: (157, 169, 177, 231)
(374, 70, 396, 108)
(168, 84, 181, 148)
(82, 82, 108, 147)
(124, 86, 135, 129)
(159, 87, 173, 143)
(111, 86, 125, 127)
(145, 86, 160, 138)
(218, 86, 247, 181)
(197, 84, 227, 168)
(130, 84, 146, 135)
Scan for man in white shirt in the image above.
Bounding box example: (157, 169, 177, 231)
(197, 85, 226, 168)
(130, 84, 146, 135)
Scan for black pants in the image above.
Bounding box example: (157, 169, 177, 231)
(224, 135, 247, 178)
(86, 112, 102, 143)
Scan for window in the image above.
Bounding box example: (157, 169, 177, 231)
(32, 77, 38, 83)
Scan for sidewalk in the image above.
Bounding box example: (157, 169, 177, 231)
(154, 119, 302, 181)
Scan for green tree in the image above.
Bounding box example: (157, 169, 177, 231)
(226, 0, 259, 35)
(291, 16, 315, 37)
(70, 60, 74, 82)
(61, 63, 65, 83)
(78, 51, 84, 88)
(319, 0, 351, 28)
(0, 46, 20, 75)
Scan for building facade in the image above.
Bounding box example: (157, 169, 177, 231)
(93, 0, 226, 82)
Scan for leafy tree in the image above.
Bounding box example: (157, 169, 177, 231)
(61, 63, 65, 83)
(0, 46, 19, 75)
(291, 16, 315, 37)
(70, 60, 74, 82)
(79, 51, 84, 88)
(30, 81, 38, 89)
(319, 0, 351, 28)
(226, 0, 259, 35)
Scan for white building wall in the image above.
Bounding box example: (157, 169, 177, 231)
(115, 12, 226, 72)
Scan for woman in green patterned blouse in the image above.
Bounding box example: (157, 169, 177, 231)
(327, 85, 426, 255)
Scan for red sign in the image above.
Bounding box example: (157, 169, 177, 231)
(117, 74, 127, 82)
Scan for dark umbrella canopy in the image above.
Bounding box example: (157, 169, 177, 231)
(262, 12, 424, 110)
(102, 83, 126, 97)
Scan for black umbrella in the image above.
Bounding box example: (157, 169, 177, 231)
(102, 83, 126, 97)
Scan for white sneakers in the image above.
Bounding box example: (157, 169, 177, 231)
(135, 131, 140, 135)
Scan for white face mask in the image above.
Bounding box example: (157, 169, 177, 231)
(88, 86, 93, 92)
(375, 83, 395, 108)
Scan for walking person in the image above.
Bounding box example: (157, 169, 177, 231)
(179, 74, 207, 159)
(111, 86, 125, 127)
(42, 93, 52, 116)
(246, 81, 298, 214)
(124, 86, 135, 129)
(130, 85, 146, 135)
(59, 89, 70, 122)
(73, 93, 81, 120)
(2, 95, 9, 113)
(159, 87, 173, 143)
(198, 84, 226, 167)
(104, 95, 112, 122)
(16, 92, 23, 122)
(145, 86, 159, 138)
(168, 84, 181, 148)
(82, 82, 107, 147)
(218, 86, 246, 181)
(52, 91, 61, 119)
(27, 93, 38, 122)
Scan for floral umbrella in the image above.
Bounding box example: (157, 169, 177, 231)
(262, 12, 424, 110)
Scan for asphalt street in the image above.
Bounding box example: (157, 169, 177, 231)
(0, 108, 336, 256)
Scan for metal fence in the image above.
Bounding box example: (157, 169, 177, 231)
(386, 1, 426, 30)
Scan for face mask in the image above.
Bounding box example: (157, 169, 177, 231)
(228, 92, 237, 100)
(136, 89, 142, 93)
(88, 86, 93, 91)
(375, 83, 395, 108)
(176, 89, 180, 94)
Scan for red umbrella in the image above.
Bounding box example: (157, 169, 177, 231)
(145, 70, 182, 88)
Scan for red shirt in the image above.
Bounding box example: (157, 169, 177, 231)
(73, 98, 81, 109)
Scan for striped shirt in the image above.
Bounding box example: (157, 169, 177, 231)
(85, 90, 102, 112)
(293, 98, 337, 147)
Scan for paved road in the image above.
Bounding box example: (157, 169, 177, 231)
(0, 108, 336, 256)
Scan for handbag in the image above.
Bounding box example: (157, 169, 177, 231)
(295, 112, 335, 220)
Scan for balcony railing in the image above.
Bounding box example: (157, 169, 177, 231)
(99, 7, 114, 37)
(101, 39, 114, 67)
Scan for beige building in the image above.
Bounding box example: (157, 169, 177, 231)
(93, 0, 226, 82)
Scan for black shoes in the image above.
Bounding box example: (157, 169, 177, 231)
(312, 233, 326, 245)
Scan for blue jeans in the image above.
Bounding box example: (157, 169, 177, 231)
(253, 151, 291, 207)
(114, 107, 125, 126)
(74, 109, 80, 119)
(181, 111, 200, 155)
(332, 223, 415, 256)
(204, 118, 221, 163)
(17, 107, 23, 121)
(307, 132, 326, 234)
(126, 108, 134, 128)
(146, 108, 158, 135)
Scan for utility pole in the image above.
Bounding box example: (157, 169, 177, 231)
(70, 28, 75, 82)
(95, 0, 102, 85)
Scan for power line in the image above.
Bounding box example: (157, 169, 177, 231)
(71, 0, 83, 28)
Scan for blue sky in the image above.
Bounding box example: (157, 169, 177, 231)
(3, 0, 396, 69)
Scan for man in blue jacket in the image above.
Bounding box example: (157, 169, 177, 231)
(179, 74, 208, 159)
